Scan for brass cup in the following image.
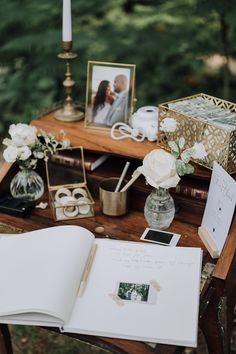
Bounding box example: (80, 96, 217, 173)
(99, 178, 129, 216)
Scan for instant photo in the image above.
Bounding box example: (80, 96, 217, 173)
(140, 228, 180, 246)
(116, 282, 157, 304)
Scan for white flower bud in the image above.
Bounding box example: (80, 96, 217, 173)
(18, 146, 32, 161)
(33, 151, 44, 159)
(3, 145, 19, 163)
(160, 118, 177, 133)
(2, 138, 12, 146)
(191, 142, 207, 159)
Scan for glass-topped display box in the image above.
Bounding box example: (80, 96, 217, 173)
(45, 147, 94, 221)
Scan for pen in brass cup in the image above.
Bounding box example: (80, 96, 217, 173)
(114, 161, 130, 192)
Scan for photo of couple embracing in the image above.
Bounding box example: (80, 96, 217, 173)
(85, 62, 135, 128)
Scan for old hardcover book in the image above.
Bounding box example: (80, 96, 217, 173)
(170, 177, 209, 201)
(0, 225, 202, 347)
(51, 150, 110, 172)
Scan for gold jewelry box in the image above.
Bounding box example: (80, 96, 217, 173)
(45, 146, 94, 221)
(158, 93, 236, 173)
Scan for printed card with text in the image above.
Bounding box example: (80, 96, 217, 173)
(201, 162, 236, 255)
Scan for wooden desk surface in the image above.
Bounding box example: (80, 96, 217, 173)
(0, 188, 234, 354)
(31, 113, 212, 180)
(0, 164, 207, 354)
(1, 111, 236, 354)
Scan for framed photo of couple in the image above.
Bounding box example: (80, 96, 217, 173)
(85, 61, 136, 129)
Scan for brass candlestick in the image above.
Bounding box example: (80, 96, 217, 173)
(54, 41, 84, 122)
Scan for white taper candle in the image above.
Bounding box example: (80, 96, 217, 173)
(63, 0, 72, 42)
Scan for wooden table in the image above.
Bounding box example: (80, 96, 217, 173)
(0, 112, 235, 354)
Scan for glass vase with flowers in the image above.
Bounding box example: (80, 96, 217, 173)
(135, 117, 207, 230)
(3, 123, 70, 201)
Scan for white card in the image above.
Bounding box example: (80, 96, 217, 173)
(140, 228, 180, 247)
(201, 162, 236, 254)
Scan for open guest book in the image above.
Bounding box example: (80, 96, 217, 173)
(0, 225, 202, 347)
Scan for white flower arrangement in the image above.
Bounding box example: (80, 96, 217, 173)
(137, 117, 207, 189)
(3, 123, 70, 170)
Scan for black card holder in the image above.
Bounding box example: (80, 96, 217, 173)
(0, 196, 35, 217)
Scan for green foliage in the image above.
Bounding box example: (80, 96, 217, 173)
(168, 141, 180, 154)
(1, 0, 236, 135)
(176, 159, 194, 176)
(9, 325, 107, 354)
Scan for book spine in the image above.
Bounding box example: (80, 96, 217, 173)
(50, 155, 92, 171)
(171, 185, 208, 201)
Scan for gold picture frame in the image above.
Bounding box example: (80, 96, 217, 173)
(85, 61, 136, 129)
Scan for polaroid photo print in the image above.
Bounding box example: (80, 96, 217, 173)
(116, 282, 157, 304)
(140, 228, 180, 247)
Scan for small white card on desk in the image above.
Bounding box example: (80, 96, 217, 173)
(199, 162, 236, 258)
(140, 228, 180, 247)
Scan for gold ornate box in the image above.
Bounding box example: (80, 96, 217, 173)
(45, 147, 94, 221)
(158, 93, 236, 173)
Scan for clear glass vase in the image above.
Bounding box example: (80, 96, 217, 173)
(10, 168, 44, 201)
(144, 187, 175, 230)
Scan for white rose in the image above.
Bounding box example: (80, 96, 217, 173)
(160, 118, 177, 133)
(138, 149, 180, 189)
(191, 142, 207, 159)
(9, 123, 38, 147)
(18, 146, 32, 161)
(3, 145, 19, 163)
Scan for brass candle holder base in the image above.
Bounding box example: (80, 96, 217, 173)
(54, 41, 84, 122)
(54, 104, 84, 122)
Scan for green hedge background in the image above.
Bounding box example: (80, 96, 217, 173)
(1, 0, 236, 134)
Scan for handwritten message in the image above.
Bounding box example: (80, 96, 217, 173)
(109, 245, 195, 271)
(201, 162, 236, 253)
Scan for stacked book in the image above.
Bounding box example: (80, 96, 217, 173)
(51, 150, 110, 172)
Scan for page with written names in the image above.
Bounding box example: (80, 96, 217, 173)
(64, 239, 202, 347)
(0, 225, 94, 326)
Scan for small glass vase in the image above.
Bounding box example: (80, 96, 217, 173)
(144, 187, 175, 230)
(10, 168, 44, 201)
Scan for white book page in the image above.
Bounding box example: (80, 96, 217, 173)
(64, 239, 202, 347)
(0, 225, 94, 325)
(0, 312, 63, 327)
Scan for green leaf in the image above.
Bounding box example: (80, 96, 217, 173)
(184, 163, 194, 175)
(171, 151, 179, 159)
(168, 141, 179, 153)
(176, 159, 186, 176)
(176, 159, 194, 176)
(178, 137, 185, 149)
(181, 148, 194, 163)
